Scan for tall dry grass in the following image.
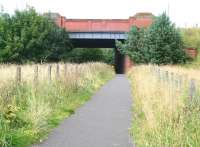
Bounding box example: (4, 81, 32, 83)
(128, 65, 200, 147)
(0, 62, 114, 147)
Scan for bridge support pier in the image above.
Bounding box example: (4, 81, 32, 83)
(114, 48, 125, 74)
(124, 55, 134, 73)
(114, 48, 133, 74)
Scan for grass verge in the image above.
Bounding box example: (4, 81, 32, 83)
(0, 62, 114, 147)
(128, 65, 200, 147)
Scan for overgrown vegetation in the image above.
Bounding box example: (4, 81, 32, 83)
(66, 48, 114, 64)
(0, 8, 115, 64)
(181, 27, 200, 49)
(0, 63, 114, 147)
(0, 8, 72, 63)
(128, 65, 200, 146)
(180, 28, 200, 67)
(118, 13, 186, 64)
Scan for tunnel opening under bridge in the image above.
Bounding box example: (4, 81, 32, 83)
(70, 38, 126, 74)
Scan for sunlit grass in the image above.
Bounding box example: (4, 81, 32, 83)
(0, 62, 114, 147)
(128, 65, 200, 147)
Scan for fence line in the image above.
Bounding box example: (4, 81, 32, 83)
(15, 64, 63, 83)
(150, 65, 198, 100)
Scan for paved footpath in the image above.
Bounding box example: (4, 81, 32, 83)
(33, 75, 133, 147)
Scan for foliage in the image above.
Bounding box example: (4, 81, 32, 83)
(180, 28, 200, 67)
(66, 48, 114, 64)
(0, 63, 114, 147)
(128, 65, 200, 147)
(145, 13, 186, 64)
(118, 13, 186, 64)
(0, 8, 71, 63)
(180, 27, 200, 49)
(117, 27, 147, 63)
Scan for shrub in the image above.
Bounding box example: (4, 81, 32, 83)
(181, 28, 200, 49)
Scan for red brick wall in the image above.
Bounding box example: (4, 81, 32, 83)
(124, 55, 133, 73)
(185, 48, 198, 58)
(56, 13, 153, 32)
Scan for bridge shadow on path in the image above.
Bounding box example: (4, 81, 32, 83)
(33, 75, 134, 147)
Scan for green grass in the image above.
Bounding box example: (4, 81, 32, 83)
(0, 63, 114, 147)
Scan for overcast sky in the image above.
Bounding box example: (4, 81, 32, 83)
(0, 0, 199, 27)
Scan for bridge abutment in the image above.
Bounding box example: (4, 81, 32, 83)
(114, 48, 133, 74)
(114, 48, 125, 74)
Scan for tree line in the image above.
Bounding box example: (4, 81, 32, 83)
(1, 8, 196, 65)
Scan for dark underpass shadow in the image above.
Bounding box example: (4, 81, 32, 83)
(71, 38, 126, 74)
(115, 48, 125, 74)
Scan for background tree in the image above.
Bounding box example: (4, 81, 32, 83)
(117, 27, 147, 63)
(117, 12, 186, 64)
(66, 48, 114, 64)
(180, 27, 200, 66)
(146, 13, 186, 64)
(0, 8, 72, 63)
(181, 28, 200, 49)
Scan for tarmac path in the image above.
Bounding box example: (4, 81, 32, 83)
(33, 74, 133, 147)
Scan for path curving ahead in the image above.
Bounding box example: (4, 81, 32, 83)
(33, 75, 133, 147)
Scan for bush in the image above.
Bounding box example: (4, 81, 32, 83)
(0, 8, 71, 63)
(181, 28, 200, 49)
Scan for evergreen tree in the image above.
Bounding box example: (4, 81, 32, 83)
(146, 13, 186, 64)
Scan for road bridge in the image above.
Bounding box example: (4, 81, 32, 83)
(51, 12, 154, 73)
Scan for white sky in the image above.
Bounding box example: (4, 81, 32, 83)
(0, 0, 199, 27)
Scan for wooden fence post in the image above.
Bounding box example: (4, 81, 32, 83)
(56, 64, 60, 79)
(16, 66, 21, 82)
(64, 63, 67, 77)
(149, 65, 153, 73)
(157, 68, 161, 81)
(48, 65, 52, 81)
(165, 71, 169, 83)
(170, 72, 174, 84)
(184, 74, 189, 87)
(160, 70, 164, 83)
(76, 64, 79, 74)
(34, 65, 38, 83)
(189, 79, 196, 99)
(178, 75, 183, 91)
(175, 74, 179, 89)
